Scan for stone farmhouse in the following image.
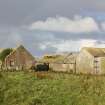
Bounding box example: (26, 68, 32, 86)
(50, 52, 78, 73)
(4, 45, 35, 70)
(76, 47, 105, 74)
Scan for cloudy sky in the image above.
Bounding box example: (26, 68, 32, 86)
(1, 0, 105, 56)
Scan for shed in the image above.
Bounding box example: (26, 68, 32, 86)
(50, 52, 78, 73)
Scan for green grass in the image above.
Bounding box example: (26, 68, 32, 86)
(0, 71, 105, 105)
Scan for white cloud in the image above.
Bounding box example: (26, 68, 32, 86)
(54, 39, 97, 52)
(80, 39, 96, 48)
(38, 39, 98, 53)
(29, 15, 99, 33)
(39, 43, 47, 50)
(101, 22, 105, 31)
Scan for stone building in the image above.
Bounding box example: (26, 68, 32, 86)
(4, 45, 35, 70)
(50, 53, 78, 73)
(76, 47, 105, 74)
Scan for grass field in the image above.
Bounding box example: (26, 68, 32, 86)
(0, 71, 105, 105)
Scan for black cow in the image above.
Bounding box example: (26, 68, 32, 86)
(31, 63, 49, 72)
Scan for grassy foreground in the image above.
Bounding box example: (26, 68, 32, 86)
(0, 71, 105, 105)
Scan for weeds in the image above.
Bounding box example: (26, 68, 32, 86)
(36, 72, 53, 79)
(1, 72, 105, 105)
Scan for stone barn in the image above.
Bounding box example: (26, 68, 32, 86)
(4, 45, 35, 70)
(50, 53, 78, 73)
(76, 47, 105, 74)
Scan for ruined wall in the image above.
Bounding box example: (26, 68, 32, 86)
(50, 63, 76, 73)
(76, 50, 94, 74)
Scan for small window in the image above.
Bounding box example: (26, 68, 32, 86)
(10, 60, 14, 66)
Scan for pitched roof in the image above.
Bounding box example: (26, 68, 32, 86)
(6, 45, 35, 60)
(82, 47, 105, 57)
(63, 52, 78, 63)
(17, 45, 35, 59)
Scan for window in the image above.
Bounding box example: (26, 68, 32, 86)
(10, 60, 14, 66)
(94, 57, 100, 74)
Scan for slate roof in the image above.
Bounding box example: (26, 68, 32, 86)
(82, 47, 105, 57)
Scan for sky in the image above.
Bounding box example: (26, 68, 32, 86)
(1, 0, 105, 56)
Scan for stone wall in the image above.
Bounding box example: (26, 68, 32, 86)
(76, 49, 95, 74)
(4, 46, 35, 70)
(50, 63, 76, 73)
(100, 57, 105, 74)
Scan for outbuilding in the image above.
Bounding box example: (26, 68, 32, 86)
(76, 47, 105, 74)
(4, 45, 35, 70)
(50, 53, 78, 73)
